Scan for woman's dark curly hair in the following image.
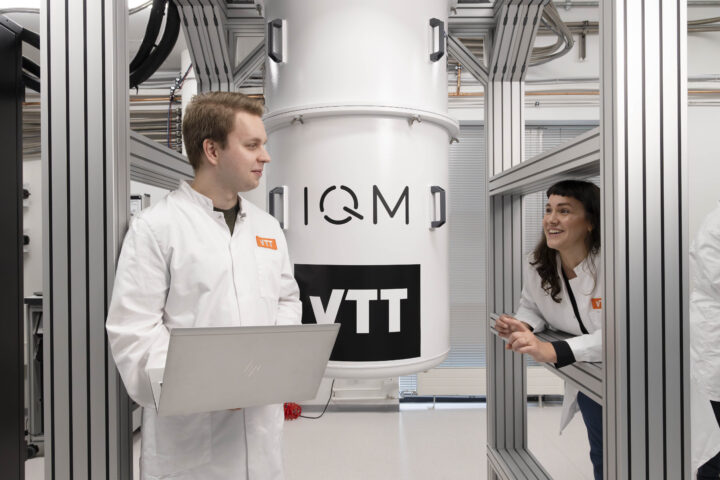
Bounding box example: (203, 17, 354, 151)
(531, 179, 601, 303)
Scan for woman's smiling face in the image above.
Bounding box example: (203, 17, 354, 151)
(543, 194, 592, 253)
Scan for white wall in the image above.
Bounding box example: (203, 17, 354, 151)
(448, 101, 601, 125)
(688, 7, 720, 77)
(130, 180, 172, 207)
(23, 158, 43, 403)
(687, 7, 720, 241)
(689, 106, 720, 241)
(23, 157, 43, 297)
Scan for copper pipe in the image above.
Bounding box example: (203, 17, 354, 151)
(23, 96, 182, 106)
(25, 90, 720, 105)
(456, 66, 462, 96)
(528, 91, 598, 96)
(24, 95, 263, 107)
(447, 91, 600, 97)
(130, 96, 181, 103)
(524, 90, 720, 96)
(448, 89, 720, 97)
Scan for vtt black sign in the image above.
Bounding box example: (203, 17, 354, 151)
(303, 185, 410, 226)
(294, 264, 421, 362)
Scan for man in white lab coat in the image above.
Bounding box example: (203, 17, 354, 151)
(106, 92, 302, 480)
(691, 201, 720, 479)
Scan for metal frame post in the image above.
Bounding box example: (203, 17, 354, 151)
(43, 1, 196, 477)
(0, 14, 26, 480)
(42, 0, 132, 477)
(485, 2, 552, 478)
(600, 1, 689, 478)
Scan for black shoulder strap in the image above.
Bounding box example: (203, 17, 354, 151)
(561, 269, 589, 335)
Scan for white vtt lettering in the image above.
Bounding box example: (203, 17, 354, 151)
(309, 288, 408, 334)
(309, 289, 344, 324)
(344, 290, 377, 334)
(380, 289, 407, 333)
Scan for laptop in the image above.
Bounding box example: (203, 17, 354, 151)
(148, 323, 339, 417)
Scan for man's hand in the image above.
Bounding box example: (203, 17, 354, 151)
(506, 331, 557, 363)
(495, 314, 531, 339)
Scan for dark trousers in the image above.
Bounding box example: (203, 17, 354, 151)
(577, 391, 603, 480)
(697, 401, 720, 479)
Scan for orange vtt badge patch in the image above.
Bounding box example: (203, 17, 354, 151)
(256, 236, 278, 250)
(591, 298, 602, 310)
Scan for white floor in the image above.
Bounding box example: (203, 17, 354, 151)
(283, 403, 593, 480)
(527, 404, 595, 480)
(25, 403, 593, 480)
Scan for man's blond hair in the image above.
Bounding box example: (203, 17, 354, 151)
(182, 92, 264, 170)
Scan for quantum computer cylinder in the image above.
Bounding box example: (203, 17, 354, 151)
(261, 0, 458, 378)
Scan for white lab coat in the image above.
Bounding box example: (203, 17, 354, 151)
(106, 182, 302, 480)
(515, 253, 603, 432)
(690, 201, 720, 473)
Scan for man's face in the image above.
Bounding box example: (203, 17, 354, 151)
(216, 111, 270, 193)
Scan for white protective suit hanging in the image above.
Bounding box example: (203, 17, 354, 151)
(690, 201, 720, 473)
(106, 182, 302, 480)
(515, 253, 603, 432)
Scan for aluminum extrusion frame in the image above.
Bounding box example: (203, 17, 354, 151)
(485, 3, 553, 479)
(176, 0, 234, 92)
(600, 1, 689, 478)
(42, 1, 197, 478)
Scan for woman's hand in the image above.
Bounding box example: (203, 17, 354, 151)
(506, 331, 557, 363)
(495, 314, 531, 339)
(496, 315, 557, 363)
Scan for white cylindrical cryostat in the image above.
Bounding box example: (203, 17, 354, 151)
(262, 0, 458, 378)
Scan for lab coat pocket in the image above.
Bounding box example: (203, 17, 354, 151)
(256, 250, 281, 298)
(588, 309, 603, 331)
(149, 412, 212, 475)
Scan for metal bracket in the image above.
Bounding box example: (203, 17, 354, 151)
(176, 0, 234, 92)
(447, 34, 489, 85)
(232, 40, 265, 89)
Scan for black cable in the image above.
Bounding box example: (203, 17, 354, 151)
(167, 96, 173, 148)
(300, 379, 335, 419)
(130, 0, 180, 89)
(178, 64, 192, 86)
(167, 64, 192, 148)
(129, 0, 167, 72)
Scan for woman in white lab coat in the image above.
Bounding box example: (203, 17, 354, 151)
(495, 179, 603, 480)
(690, 201, 720, 479)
